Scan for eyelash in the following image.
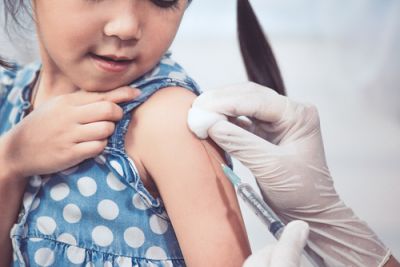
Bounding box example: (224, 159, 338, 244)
(151, 0, 180, 10)
(88, 0, 180, 10)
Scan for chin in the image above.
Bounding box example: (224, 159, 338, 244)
(77, 79, 122, 92)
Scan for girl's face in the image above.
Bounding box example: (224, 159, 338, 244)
(33, 0, 187, 92)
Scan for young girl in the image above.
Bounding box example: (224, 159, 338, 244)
(0, 0, 284, 266)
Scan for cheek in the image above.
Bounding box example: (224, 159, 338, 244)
(37, 14, 97, 60)
(144, 22, 180, 53)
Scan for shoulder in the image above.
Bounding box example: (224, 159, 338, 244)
(128, 85, 227, 181)
(125, 86, 199, 166)
(124, 86, 201, 196)
(134, 86, 196, 125)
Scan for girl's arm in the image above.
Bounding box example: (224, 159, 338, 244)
(127, 87, 251, 266)
(0, 133, 27, 266)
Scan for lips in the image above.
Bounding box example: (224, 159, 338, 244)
(90, 53, 134, 73)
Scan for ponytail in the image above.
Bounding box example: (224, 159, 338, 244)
(0, 58, 14, 70)
(237, 0, 286, 96)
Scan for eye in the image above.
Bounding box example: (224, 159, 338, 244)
(151, 0, 180, 9)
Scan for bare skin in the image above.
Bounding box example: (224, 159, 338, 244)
(125, 87, 251, 266)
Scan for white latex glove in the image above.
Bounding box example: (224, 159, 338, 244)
(243, 220, 309, 267)
(188, 82, 390, 267)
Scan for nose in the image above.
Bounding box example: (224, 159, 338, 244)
(103, 5, 142, 41)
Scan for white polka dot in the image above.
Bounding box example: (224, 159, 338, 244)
(63, 204, 82, 223)
(92, 226, 113, 247)
(149, 215, 168, 235)
(116, 256, 133, 267)
(67, 246, 86, 264)
(29, 175, 42, 187)
(106, 172, 127, 191)
(124, 227, 145, 248)
(77, 176, 97, 197)
(94, 154, 106, 164)
(97, 199, 119, 220)
(57, 233, 77, 246)
(168, 71, 186, 80)
(85, 262, 95, 267)
(23, 192, 33, 209)
(61, 166, 79, 175)
(50, 183, 70, 201)
(132, 193, 148, 210)
(34, 248, 55, 267)
(145, 246, 167, 260)
(37, 216, 57, 235)
(31, 198, 41, 211)
(104, 261, 113, 267)
(110, 160, 124, 176)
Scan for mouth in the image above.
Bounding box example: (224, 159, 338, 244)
(90, 53, 134, 73)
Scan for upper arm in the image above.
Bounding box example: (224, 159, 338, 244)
(130, 87, 251, 266)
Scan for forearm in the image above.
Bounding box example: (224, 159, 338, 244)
(0, 134, 27, 266)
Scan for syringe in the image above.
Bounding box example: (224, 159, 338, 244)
(222, 164, 326, 267)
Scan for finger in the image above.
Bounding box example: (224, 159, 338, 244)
(103, 86, 141, 104)
(74, 121, 115, 142)
(74, 139, 108, 160)
(270, 220, 309, 267)
(228, 116, 254, 132)
(75, 101, 124, 124)
(69, 86, 141, 106)
(192, 82, 289, 123)
(208, 120, 277, 152)
(208, 120, 279, 176)
(243, 245, 274, 267)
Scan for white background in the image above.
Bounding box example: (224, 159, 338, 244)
(1, 0, 399, 261)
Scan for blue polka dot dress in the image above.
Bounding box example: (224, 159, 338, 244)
(0, 52, 202, 267)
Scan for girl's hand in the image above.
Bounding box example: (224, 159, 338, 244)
(3, 86, 140, 178)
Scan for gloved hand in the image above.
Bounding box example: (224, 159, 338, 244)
(188, 82, 390, 266)
(243, 220, 309, 267)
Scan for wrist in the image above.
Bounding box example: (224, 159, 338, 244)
(0, 132, 24, 181)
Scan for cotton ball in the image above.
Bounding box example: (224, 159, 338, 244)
(187, 107, 227, 139)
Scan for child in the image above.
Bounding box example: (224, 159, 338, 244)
(0, 0, 253, 266)
(0, 0, 284, 266)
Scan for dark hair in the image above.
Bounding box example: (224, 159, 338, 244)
(0, 58, 14, 69)
(237, 0, 286, 96)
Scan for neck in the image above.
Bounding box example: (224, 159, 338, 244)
(32, 66, 79, 110)
(33, 48, 80, 109)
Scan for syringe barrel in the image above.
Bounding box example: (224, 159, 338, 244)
(236, 183, 327, 267)
(236, 183, 283, 237)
